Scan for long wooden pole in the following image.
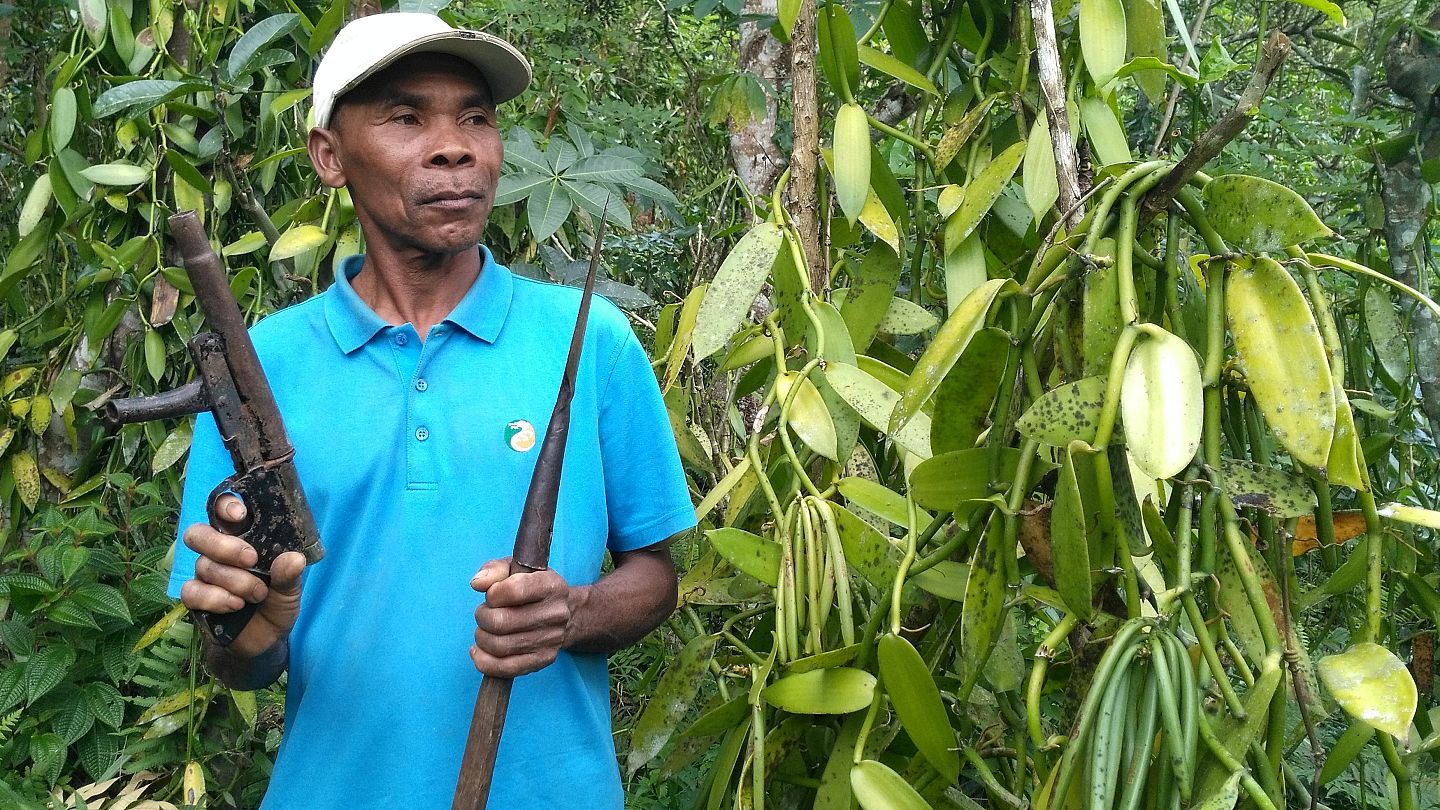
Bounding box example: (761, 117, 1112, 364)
(451, 222, 606, 810)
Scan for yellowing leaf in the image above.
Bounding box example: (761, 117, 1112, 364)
(1318, 643, 1417, 739)
(762, 668, 876, 714)
(876, 297, 939, 335)
(269, 224, 330, 262)
(1203, 174, 1333, 252)
(706, 527, 781, 586)
(1121, 326, 1202, 479)
(777, 370, 839, 460)
(834, 103, 872, 225)
(12, 451, 40, 510)
(857, 189, 899, 253)
(80, 162, 152, 186)
(893, 278, 1016, 431)
(825, 361, 932, 458)
(944, 141, 1027, 245)
(1080, 0, 1128, 87)
(1023, 112, 1059, 223)
(1227, 258, 1334, 468)
(692, 223, 784, 359)
(18, 173, 52, 237)
(851, 759, 934, 810)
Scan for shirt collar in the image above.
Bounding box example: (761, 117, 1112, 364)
(323, 246, 514, 353)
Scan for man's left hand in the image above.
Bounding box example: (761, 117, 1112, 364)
(470, 558, 572, 678)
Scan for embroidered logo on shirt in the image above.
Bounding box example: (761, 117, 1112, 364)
(506, 420, 536, 452)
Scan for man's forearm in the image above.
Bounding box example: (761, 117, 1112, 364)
(563, 546, 677, 654)
(204, 635, 289, 691)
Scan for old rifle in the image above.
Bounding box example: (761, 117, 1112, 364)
(104, 211, 324, 646)
(451, 219, 606, 810)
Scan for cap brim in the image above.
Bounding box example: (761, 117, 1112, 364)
(335, 30, 531, 110)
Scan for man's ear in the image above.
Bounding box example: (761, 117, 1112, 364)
(308, 127, 347, 189)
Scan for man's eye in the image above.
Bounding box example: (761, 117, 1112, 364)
(465, 113, 493, 126)
(394, 113, 419, 125)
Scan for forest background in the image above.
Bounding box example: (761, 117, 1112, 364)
(1, 0, 1439, 807)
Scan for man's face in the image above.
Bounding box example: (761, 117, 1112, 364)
(308, 54, 502, 259)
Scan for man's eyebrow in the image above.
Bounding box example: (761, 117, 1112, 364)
(461, 93, 493, 110)
(374, 90, 426, 109)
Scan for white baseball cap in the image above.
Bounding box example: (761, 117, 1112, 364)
(311, 12, 531, 129)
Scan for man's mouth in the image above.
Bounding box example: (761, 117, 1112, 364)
(421, 191, 486, 210)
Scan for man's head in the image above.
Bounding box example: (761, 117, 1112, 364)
(306, 14, 530, 260)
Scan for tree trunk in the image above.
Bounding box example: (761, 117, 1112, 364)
(729, 0, 788, 198)
(1379, 9, 1440, 441)
(787, 0, 827, 294)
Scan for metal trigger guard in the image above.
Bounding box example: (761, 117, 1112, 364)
(192, 465, 321, 647)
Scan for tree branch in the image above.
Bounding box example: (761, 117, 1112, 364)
(1029, 0, 1083, 231)
(1141, 30, 1293, 222)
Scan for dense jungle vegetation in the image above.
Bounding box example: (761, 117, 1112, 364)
(1, 0, 1439, 807)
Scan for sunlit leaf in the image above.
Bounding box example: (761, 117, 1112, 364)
(834, 103, 872, 225)
(692, 222, 784, 359)
(1203, 174, 1333, 252)
(762, 668, 876, 714)
(1121, 327, 1202, 479)
(1318, 643, 1417, 739)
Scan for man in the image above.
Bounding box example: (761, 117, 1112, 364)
(167, 12, 695, 807)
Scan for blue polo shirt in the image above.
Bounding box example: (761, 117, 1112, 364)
(168, 247, 695, 808)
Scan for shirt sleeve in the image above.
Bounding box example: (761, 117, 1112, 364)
(597, 324, 696, 553)
(166, 411, 232, 598)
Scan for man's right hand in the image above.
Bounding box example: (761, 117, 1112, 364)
(179, 494, 307, 659)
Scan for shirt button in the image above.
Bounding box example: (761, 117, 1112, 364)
(415, 426, 429, 441)
(415, 379, 428, 392)
(394, 333, 408, 346)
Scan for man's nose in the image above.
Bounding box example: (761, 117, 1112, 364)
(426, 123, 475, 167)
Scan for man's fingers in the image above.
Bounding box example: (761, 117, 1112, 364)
(183, 523, 258, 568)
(195, 556, 268, 603)
(479, 569, 568, 607)
(268, 552, 307, 594)
(180, 579, 246, 613)
(469, 642, 559, 679)
(469, 557, 512, 593)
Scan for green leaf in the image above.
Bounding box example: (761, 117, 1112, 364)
(1318, 720, 1374, 785)
(1219, 458, 1315, 518)
(84, 682, 125, 729)
(222, 231, 270, 257)
(1080, 0, 1128, 87)
(1121, 327, 1201, 479)
(1226, 257, 1334, 468)
(625, 633, 718, 775)
(77, 0, 107, 46)
(816, 4, 860, 97)
(777, 370, 839, 460)
(909, 448, 1026, 512)
(151, 421, 193, 474)
(876, 297, 939, 335)
(1079, 95, 1132, 168)
(53, 699, 95, 745)
(564, 179, 633, 230)
(1052, 441, 1098, 619)
(144, 328, 166, 384)
(960, 536, 1006, 691)
(878, 635, 958, 779)
(839, 246, 901, 351)
(93, 79, 204, 118)
(836, 477, 917, 529)
(692, 222, 785, 359)
(1124, 0, 1168, 101)
(856, 45, 938, 95)
(893, 278, 1016, 431)
(165, 150, 212, 195)
(881, 0, 929, 66)
(931, 327, 1008, 454)
(707, 528, 780, 586)
(524, 180, 571, 243)
(944, 141, 1027, 245)
(495, 172, 552, 205)
(49, 87, 76, 154)
(1023, 112, 1059, 223)
(1282, 0, 1343, 24)
(831, 503, 897, 588)
(1192, 770, 1244, 810)
(225, 14, 302, 82)
(762, 667, 876, 714)
(834, 103, 872, 225)
(17, 173, 52, 238)
(935, 95, 995, 173)
(825, 361, 931, 458)
(1363, 286, 1409, 386)
(269, 224, 329, 261)
(24, 645, 74, 705)
(562, 154, 642, 184)
(1016, 376, 1106, 446)
(911, 561, 970, 601)
(72, 583, 133, 623)
(1318, 643, 1416, 739)
(1114, 56, 1197, 90)
(851, 759, 934, 810)
(79, 162, 152, 186)
(1203, 174, 1333, 252)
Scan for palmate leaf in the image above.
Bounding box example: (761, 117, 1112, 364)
(564, 154, 641, 184)
(564, 179, 633, 230)
(503, 130, 550, 175)
(527, 180, 573, 243)
(494, 173, 550, 205)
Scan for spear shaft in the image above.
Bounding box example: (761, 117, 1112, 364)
(451, 222, 606, 810)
